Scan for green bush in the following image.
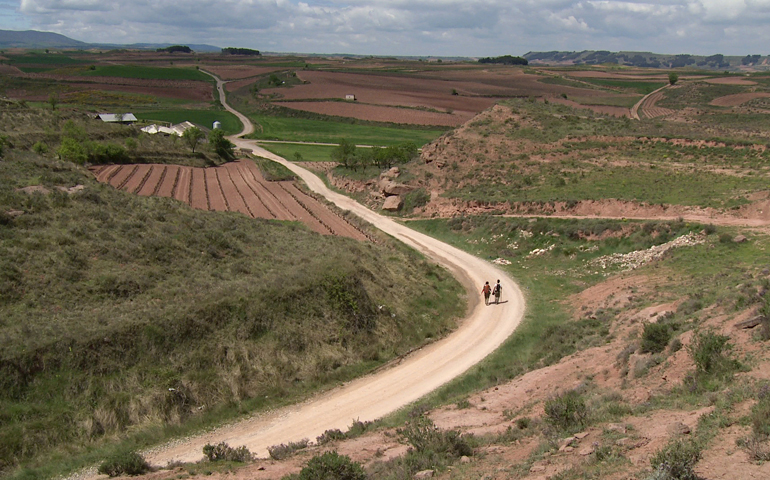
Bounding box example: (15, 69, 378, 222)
(544, 389, 589, 430)
(298, 451, 366, 480)
(32, 141, 49, 154)
(640, 322, 672, 354)
(202, 442, 253, 462)
(398, 415, 472, 458)
(97, 450, 151, 477)
(751, 387, 770, 439)
(649, 439, 701, 480)
(687, 329, 740, 376)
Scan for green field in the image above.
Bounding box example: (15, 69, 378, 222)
(260, 143, 338, 162)
(579, 78, 667, 95)
(6, 53, 90, 65)
(246, 114, 445, 146)
(79, 65, 213, 81)
(451, 164, 765, 208)
(135, 109, 242, 134)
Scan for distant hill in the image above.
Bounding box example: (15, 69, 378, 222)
(0, 29, 88, 49)
(0, 29, 220, 52)
(524, 50, 770, 71)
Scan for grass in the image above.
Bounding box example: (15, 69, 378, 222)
(5, 52, 91, 66)
(260, 143, 338, 162)
(245, 114, 445, 146)
(392, 215, 769, 413)
(135, 109, 243, 135)
(450, 163, 765, 208)
(0, 124, 464, 479)
(578, 78, 668, 95)
(78, 65, 213, 82)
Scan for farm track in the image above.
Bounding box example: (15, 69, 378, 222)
(90, 160, 368, 241)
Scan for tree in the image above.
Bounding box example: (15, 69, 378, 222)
(48, 92, 59, 111)
(668, 72, 679, 85)
(182, 126, 204, 153)
(208, 129, 235, 160)
(57, 137, 88, 164)
(331, 139, 356, 169)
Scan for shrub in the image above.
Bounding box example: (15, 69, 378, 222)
(32, 141, 49, 154)
(649, 439, 701, 480)
(687, 329, 740, 376)
(751, 389, 770, 439)
(202, 442, 253, 462)
(640, 322, 672, 354)
(398, 416, 471, 457)
(544, 389, 589, 430)
(97, 450, 151, 477)
(316, 428, 346, 445)
(267, 439, 309, 460)
(298, 451, 366, 480)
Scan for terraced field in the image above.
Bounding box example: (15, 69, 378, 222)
(91, 160, 368, 240)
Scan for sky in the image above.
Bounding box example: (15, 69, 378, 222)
(1, 0, 769, 57)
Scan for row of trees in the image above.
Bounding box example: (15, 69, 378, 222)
(331, 140, 418, 171)
(222, 47, 260, 56)
(478, 55, 528, 65)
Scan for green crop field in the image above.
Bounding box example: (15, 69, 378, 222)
(79, 65, 213, 81)
(247, 114, 445, 146)
(260, 143, 339, 162)
(6, 52, 90, 65)
(135, 109, 242, 134)
(579, 78, 667, 95)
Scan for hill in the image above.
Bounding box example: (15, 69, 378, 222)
(0, 29, 88, 49)
(525, 50, 770, 71)
(0, 106, 464, 479)
(0, 29, 220, 52)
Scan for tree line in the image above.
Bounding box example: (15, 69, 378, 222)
(331, 140, 418, 171)
(478, 55, 528, 65)
(222, 47, 261, 56)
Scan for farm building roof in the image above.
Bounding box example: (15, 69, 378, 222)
(97, 113, 138, 123)
(140, 121, 197, 137)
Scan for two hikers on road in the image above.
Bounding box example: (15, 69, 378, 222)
(481, 280, 502, 306)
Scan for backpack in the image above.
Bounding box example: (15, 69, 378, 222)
(493, 284, 501, 295)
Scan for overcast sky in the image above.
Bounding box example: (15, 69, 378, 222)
(1, 0, 768, 57)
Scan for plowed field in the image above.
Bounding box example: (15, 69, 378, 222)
(91, 160, 367, 241)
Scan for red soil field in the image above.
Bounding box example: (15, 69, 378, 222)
(90, 160, 367, 241)
(275, 101, 467, 126)
(705, 77, 757, 86)
(202, 65, 283, 80)
(710, 92, 770, 107)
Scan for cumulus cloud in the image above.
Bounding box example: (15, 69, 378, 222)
(6, 0, 770, 56)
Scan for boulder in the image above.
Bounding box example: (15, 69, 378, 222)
(380, 166, 400, 179)
(381, 180, 414, 196)
(735, 315, 763, 329)
(383, 196, 403, 211)
(733, 235, 748, 243)
(667, 422, 691, 436)
(413, 470, 434, 479)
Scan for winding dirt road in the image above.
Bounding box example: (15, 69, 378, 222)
(141, 76, 526, 466)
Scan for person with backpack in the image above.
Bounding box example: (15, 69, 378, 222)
(482, 281, 491, 306)
(493, 280, 502, 304)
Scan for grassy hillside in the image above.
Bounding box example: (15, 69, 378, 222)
(1, 103, 229, 167)
(394, 97, 770, 210)
(0, 121, 464, 479)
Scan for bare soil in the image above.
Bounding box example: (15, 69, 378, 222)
(90, 160, 368, 241)
(711, 92, 770, 107)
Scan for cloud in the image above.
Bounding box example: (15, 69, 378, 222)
(6, 0, 770, 56)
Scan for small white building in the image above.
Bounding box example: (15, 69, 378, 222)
(213, 121, 222, 129)
(345, 94, 356, 101)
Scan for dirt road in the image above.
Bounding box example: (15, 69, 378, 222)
(140, 75, 526, 466)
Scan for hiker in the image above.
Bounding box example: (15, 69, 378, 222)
(493, 279, 502, 304)
(482, 281, 491, 306)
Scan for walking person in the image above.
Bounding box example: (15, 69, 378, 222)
(482, 281, 491, 306)
(493, 279, 502, 304)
